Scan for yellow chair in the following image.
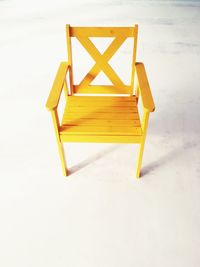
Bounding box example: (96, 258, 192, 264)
(46, 25, 155, 178)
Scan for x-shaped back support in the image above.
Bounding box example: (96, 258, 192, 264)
(68, 26, 138, 94)
(77, 36, 126, 89)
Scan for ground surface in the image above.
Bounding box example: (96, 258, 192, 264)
(0, 0, 200, 266)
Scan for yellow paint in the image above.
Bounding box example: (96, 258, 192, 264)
(60, 135, 142, 143)
(66, 24, 74, 95)
(63, 80, 68, 100)
(46, 62, 69, 110)
(130, 24, 138, 95)
(69, 27, 137, 37)
(135, 63, 155, 112)
(135, 110, 149, 178)
(51, 110, 67, 176)
(46, 25, 155, 178)
(76, 36, 126, 92)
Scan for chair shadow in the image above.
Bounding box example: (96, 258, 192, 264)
(68, 144, 119, 175)
(140, 141, 197, 177)
(68, 140, 197, 177)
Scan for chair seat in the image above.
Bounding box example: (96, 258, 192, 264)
(60, 95, 142, 136)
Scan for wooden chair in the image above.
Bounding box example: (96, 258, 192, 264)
(46, 25, 155, 178)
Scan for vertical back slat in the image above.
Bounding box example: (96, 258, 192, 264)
(66, 24, 74, 95)
(130, 24, 138, 95)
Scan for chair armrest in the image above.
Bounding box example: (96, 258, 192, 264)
(135, 62, 155, 112)
(46, 62, 69, 111)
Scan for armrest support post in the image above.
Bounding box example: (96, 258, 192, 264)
(141, 109, 150, 133)
(63, 80, 69, 101)
(50, 109, 68, 176)
(51, 109, 60, 138)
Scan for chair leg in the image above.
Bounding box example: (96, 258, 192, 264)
(135, 110, 150, 178)
(56, 140, 68, 176)
(135, 138, 146, 178)
(51, 110, 68, 176)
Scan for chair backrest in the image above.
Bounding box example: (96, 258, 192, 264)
(66, 25, 138, 95)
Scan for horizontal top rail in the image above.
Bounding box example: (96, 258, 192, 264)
(68, 26, 138, 37)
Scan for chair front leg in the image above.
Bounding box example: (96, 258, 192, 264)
(135, 110, 150, 178)
(51, 110, 68, 176)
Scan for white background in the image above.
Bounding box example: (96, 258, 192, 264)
(0, 0, 200, 266)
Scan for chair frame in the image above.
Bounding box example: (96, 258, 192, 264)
(46, 25, 155, 178)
